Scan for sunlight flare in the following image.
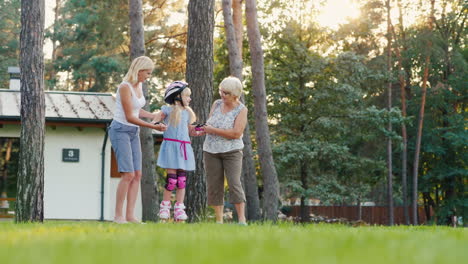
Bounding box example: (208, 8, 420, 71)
(316, 0, 360, 29)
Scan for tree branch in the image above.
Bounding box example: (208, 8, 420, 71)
(145, 32, 187, 45)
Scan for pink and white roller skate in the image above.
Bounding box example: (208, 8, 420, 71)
(174, 202, 188, 222)
(159, 200, 171, 222)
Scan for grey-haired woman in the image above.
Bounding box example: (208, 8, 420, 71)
(202, 76, 248, 225)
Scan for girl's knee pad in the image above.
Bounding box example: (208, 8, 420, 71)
(177, 171, 186, 189)
(177, 176, 186, 189)
(165, 174, 177, 191)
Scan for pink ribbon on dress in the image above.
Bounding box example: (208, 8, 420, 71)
(163, 138, 191, 160)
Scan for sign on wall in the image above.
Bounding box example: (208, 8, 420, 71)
(62, 149, 80, 162)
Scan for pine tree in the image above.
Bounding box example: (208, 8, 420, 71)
(16, 0, 46, 223)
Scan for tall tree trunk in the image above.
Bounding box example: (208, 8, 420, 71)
(299, 162, 309, 223)
(129, 0, 145, 59)
(52, 0, 60, 60)
(241, 122, 261, 221)
(222, 0, 261, 221)
(397, 0, 412, 101)
(397, 55, 409, 226)
(49, 0, 61, 87)
(16, 0, 46, 223)
(222, 0, 242, 78)
(357, 197, 362, 221)
(245, 0, 279, 222)
(394, 0, 409, 225)
(139, 87, 159, 222)
(412, 0, 435, 225)
(386, 0, 394, 226)
(185, 0, 214, 222)
(129, 0, 159, 222)
(232, 0, 243, 59)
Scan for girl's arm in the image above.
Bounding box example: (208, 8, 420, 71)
(150, 110, 165, 123)
(203, 107, 247, 139)
(120, 84, 167, 131)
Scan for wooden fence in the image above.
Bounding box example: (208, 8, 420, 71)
(287, 206, 430, 225)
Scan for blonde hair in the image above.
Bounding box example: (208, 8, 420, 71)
(219, 76, 243, 98)
(168, 88, 197, 127)
(123, 56, 155, 84)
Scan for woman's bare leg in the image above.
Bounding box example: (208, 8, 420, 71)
(126, 170, 141, 222)
(115, 172, 135, 222)
(213, 205, 224, 223)
(234, 202, 246, 224)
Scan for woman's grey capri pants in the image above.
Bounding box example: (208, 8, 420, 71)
(204, 149, 246, 206)
(108, 120, 142, 172)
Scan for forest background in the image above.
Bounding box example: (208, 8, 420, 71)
(0, 0, 466, 225)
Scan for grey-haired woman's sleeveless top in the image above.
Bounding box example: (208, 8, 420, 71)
(203, 100, 245, 154)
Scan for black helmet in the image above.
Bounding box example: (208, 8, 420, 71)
(164, 81, 188, 105)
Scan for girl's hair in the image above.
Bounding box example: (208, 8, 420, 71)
(123, 56, 154, 84)
(168, 88, 196, 127)
(219, 76, 243, 98)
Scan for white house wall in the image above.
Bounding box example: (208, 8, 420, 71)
(0, 124, 142, 221)
(44, 126, 111, 220)
(44, 126, 142, 221)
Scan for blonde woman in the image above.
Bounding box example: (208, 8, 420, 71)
(109, 56, 167, 224)
(203, 76, 248, 225)
(157, 81, 203, 222)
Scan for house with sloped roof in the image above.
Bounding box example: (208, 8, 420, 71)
(0, 70, 148, 221)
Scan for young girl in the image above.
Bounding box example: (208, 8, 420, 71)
(157, 81, 202, 221)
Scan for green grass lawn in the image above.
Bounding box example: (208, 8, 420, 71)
(0, 221, 466, 264)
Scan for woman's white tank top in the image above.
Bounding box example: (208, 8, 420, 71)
(113, 81, 146, 127)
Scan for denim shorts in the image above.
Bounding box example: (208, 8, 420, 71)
(108, 120, 142, 172)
